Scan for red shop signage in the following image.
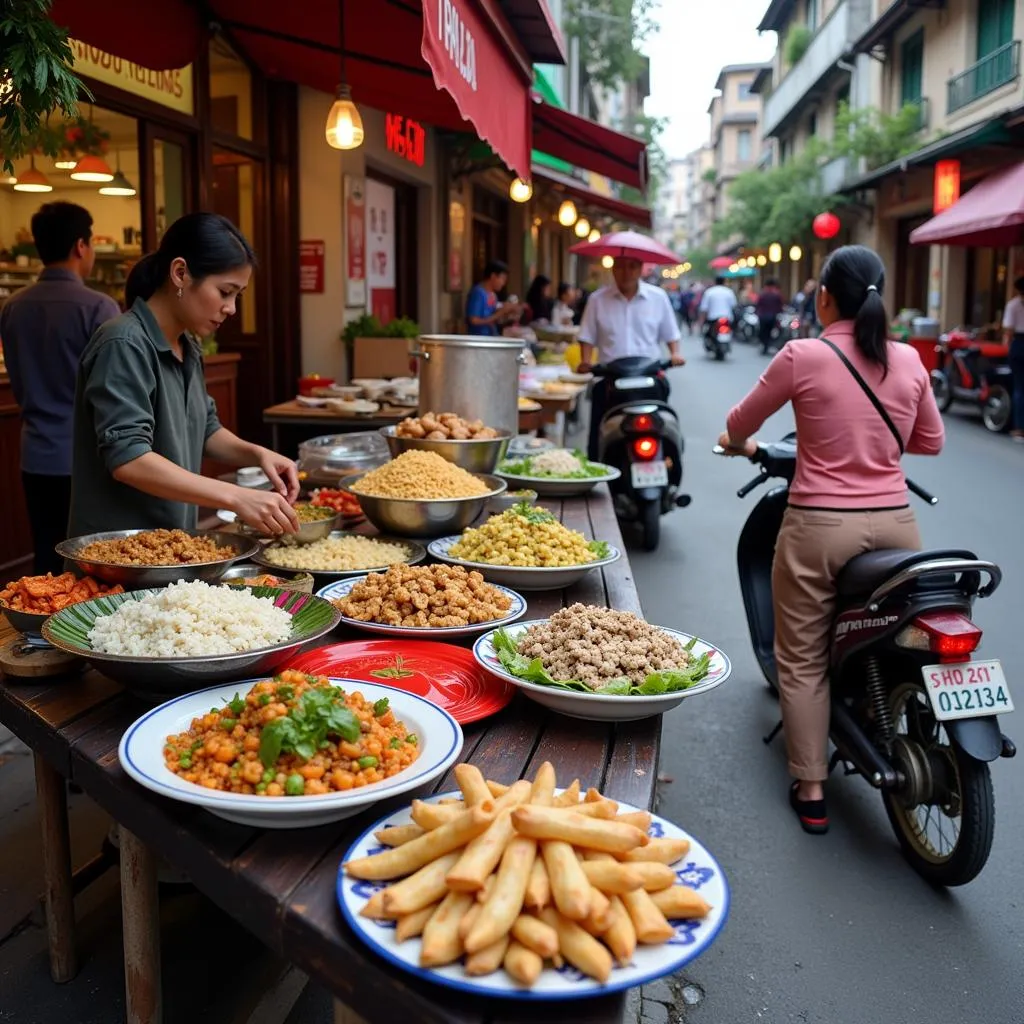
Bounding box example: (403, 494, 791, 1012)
(933, 160, 961, 214)
(299, 240, 325, 294)
(386, 113, 427, 167)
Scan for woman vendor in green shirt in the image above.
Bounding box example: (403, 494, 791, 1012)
(69, 212, 300, 537)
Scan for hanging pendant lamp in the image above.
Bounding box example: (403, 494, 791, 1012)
(13, 155, 53, 193)
(325, 0, 364, 150)
(99, 150, 137, 196)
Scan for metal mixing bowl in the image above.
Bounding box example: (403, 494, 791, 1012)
(222, 506, 341, 544)
(219, 565, 316, 594)
(56, 529, 260, 589)
(380, 427, 512, 473)
(1, 604, 49, 636)
(344, 472, 507, 538)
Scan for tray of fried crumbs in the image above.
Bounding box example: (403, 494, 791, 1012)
(317, 565, 527, 638)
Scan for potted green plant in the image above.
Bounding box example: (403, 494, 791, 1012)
(341, 314, 422, 379)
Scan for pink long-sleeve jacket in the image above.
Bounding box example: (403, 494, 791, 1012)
(726, 321, 945, 509)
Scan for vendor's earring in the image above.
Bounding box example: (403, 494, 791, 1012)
(176, 286, 183, 299)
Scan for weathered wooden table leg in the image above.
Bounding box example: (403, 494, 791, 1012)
(332, 1000, 368, 1024)
(119, 825, 162, 1024)
(33, 753, 77, 982)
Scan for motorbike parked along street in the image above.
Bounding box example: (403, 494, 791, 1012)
(717, 435, 1015, 886)
(930, 332, 1014, 434)
(592, 357, 690, 551)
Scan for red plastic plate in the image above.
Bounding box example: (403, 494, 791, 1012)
(286, 640, 515, 725)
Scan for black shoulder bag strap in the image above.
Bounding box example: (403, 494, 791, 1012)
(818, 337, 905, 456)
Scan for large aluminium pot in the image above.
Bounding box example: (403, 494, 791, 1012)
(411, 335, 526, 436)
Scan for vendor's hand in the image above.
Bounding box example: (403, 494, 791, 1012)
(576, 361, 593, 374)
(254, 447, 300, 503)
(669, 353, 686, 367)
(231, 487, 300, 536)
(717, 431, 757, 457)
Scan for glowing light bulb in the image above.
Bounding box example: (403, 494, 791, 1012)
(600, 255, 614, 269)
(325, 85, 364, 150)
(558, 200, 578, 227)
(509, 178, 532, 203)
(574, 217, 591, 238)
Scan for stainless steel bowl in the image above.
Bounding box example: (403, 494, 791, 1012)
(1, 604, 49, 636)
(488, 489, 538, 515)
(56, 529, 260, 589)
(219, 565, 316, 594)
(249, 531, 427, 581)
(344, 472, 507, 538)
(226, 506, 341, 544)
(380, 427, 512, 473)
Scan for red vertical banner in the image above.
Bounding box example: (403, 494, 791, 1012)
(345, 175, 367, 307)
(366, 177, 397, 325)
(298, 240, 325, 293)
(933, 160, 961, 214)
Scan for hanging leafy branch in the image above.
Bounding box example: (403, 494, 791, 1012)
(1, 0, 89, 173)
(832, 101, 928, 170)
(565, 0, 657, 91)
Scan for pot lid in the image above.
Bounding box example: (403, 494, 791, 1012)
(417, 334, 526, 350)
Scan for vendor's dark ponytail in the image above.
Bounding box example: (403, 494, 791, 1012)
(125, 212, 257, 307)
(819, 244, 890, 376)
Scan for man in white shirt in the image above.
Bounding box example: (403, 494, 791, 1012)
(577, 257, 684, 458)
(697, 276, 738, 336)
(1003, 274, 1024, 440)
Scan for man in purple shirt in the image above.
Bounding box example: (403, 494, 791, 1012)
(0, 203, 119, 574)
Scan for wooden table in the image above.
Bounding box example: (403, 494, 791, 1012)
(262, 400, 413, 452)
(0, 489, 657, 1024)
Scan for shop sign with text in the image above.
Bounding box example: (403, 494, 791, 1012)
(385, 114, 427, 168)
(299, 241, 325, 294)
(68, 39, 194, 115)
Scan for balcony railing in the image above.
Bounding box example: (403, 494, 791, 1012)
(948, 41, 1021, 114)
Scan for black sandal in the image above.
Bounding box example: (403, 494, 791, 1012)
(789, 782, 829, 835)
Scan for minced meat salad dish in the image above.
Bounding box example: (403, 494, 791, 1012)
(493, 604, 713, 696)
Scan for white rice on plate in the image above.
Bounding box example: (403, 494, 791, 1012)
(87, 580, 292, 657)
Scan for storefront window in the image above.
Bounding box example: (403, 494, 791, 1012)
(212, 147, 259, 334)
(153, 138, 186, 242)
(209, 37, 254, 141)
(0, 105, 140, 310)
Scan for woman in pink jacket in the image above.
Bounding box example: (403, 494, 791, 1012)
(719, 245, 945, 834)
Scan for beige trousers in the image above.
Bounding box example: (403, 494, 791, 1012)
(771, 505, 921, 781)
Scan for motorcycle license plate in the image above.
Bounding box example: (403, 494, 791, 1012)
(631, 460, 669, 488)
(921, 659, 1014, 721)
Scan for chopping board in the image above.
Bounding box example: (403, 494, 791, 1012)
(0, 621, 82, 680)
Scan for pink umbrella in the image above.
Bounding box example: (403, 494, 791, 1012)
(708, 256, 734, 269)
(910, 160, 1024, 247)
(569, 230, 682, 266)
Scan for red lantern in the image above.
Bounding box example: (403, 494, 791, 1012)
(813, 211, 841, 240)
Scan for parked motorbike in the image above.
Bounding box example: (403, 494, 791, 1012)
(773, 307, 801, 348)
(592, 358, 690, 551)
(703, 317, 732, 361)
(716, 434, 1015, 885)
(738, 305, 760, 344)
(931, 331, 1013, 433)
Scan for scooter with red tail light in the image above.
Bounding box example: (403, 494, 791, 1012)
(591, 357, 690, 552)
(716, 434, 1015, 885)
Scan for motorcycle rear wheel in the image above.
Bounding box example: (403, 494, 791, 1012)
(882, 681, 994, 886)
(982, 386, 1012, 433)
(930, 372, 954, 412)
(640, 499, 660, 551)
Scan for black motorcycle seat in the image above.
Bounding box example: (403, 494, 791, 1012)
(837, 548, 978, 597)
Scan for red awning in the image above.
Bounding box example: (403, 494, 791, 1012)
(532, 98, 648, 191)
(910, 160, 1024, 247)
(532, 166, 652, 229)
(50, 0, 534, 179)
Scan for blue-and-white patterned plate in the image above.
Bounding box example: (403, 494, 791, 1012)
(316, 576, 528, 638)
(337, 791, 729, 1000)
(472, 621, 731, 721)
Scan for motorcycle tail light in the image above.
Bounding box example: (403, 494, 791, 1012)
(896, 611, 982, 662)
(631, 414, 654, 432)
(633, 437, 659, 460)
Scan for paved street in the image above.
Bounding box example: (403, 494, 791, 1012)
(1, 336, 1023, 1023)
(635, 331, 1024, 1024)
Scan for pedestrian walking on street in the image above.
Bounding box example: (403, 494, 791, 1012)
(755, 278, 785, 354)
(0, 203, 120, 574)
(1002, 275, 1024, 442)
(719, 245, 944, 834)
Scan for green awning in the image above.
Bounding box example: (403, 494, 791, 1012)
(533, 67, 564, 108)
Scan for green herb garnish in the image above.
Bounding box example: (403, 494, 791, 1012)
(258, 685, 360, 768)
(372, 697, 390, 717)
(371, 656, 415, 680)
(227, 692, 246, 716)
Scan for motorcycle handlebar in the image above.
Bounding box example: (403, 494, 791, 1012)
(736, 475, 766, 499)
(907, 479, 938, 505)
